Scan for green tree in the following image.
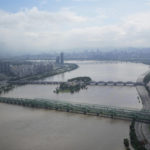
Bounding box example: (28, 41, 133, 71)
(124, 138, 129, 148)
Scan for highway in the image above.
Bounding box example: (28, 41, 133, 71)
(135, 71, 150, 149)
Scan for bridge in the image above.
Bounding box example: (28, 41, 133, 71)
(8, 81, 65, 85)
(89, 81, 144, 86)
(8, 80, 145, 86)
(0, 97, 150, 123)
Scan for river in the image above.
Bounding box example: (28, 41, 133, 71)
(43, 61, 148, 82)
(0, 61, 149, 150)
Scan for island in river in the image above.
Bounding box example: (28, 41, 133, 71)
(54, 77, 91, 94)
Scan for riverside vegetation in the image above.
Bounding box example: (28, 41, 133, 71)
(144, 72, 150, 94)
(0, 84, 14, 95)
(123, 121, 146, 150)
(130, 121, 146, 150)
(124, 138, 131, 150)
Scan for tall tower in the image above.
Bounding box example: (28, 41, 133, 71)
(56, 56, 60, 64)
(60, 52, 64, 64)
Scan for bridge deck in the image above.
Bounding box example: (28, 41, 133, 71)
(8, 81, 144, 86)
(0, 97, 150, 123)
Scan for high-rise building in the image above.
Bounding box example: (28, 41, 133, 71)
(55, 52, 64, 64)
(60, 52, 64, 64)
(56, 56, 60, 64)
(0, 62, 11, 74)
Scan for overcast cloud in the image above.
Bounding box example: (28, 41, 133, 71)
(0, 0, 150, 54)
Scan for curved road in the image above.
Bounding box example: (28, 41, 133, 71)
(135, 71, 150, 150)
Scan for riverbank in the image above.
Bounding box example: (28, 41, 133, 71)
(10, 63, 78, 81)
(135, 71, 150, 150)
(0, 83, 14, 94)
(0, 63, 78, 95)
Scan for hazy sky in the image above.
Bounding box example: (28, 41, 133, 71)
(0, 0, 150, 54)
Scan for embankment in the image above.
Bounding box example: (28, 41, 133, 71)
(135, 71, 150, 150)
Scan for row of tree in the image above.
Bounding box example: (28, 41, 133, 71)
(129, 121, 146, 150)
